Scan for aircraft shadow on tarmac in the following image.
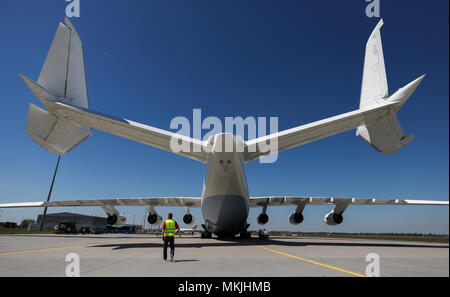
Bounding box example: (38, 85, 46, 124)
(9, 234, 448, 249)
(87, 239, 449, 250)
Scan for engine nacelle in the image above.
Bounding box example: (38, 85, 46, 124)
(324, 211, 344, 226)
(289, 212, 304, 225)
(147, 213, 162, 225)
(257, 213, 269, 225)
(107, 214, 126, 227)
(183, 213, 195, 226)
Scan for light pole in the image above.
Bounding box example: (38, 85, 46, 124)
(143, 209, 146, 231)
(39, 155, 61, 231)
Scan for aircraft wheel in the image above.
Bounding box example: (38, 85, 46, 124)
(240, 231, 251, 239)
(201, 231, 212, 239)
(258, 229, 269, 240)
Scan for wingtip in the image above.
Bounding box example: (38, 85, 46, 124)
(19, 73, 33, 86)
(64, 17, 78, 34)
(374, 18, 384, 31)
(366, 18, 384, 45)
(64, 17, 71, 27)
(20, 74, 58, 103)
(412, 74, 426, 86)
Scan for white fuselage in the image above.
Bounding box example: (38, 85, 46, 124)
(200, 133, 250, 236)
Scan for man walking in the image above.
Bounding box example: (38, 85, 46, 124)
(162, 213, 179, 262)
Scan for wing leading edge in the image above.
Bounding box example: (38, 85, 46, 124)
(1, 197, 446, 209)
(250, 196, 449, 207)
(0, 197, 202, 209)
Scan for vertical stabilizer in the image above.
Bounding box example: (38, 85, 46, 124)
(356, 20, 424, 155)
(38, 18, 88, 108)
(24, 19, 91, 155)
(360, 19, 388, 109)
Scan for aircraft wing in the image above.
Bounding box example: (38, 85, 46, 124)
(250, 196, 449, 207)
(0, 197, 202, 209)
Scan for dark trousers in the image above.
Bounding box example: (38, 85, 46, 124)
(163, 237, 175, 260)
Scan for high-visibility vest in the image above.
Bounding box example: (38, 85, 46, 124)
(163, 219, 176, 237)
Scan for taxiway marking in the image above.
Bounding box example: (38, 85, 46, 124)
(0, 240, 144, 256)
(256, 246, 367, 277)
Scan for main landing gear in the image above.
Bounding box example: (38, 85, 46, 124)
(258, 229, 269, 240)
(201, 231, 212, 238)
(239, 223, 251, 239)
(239, 230, 251, 239)
(201, 224, 212, 238)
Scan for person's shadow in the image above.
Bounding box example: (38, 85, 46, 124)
(174, 259, 199, 263)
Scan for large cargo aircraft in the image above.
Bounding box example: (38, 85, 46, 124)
(0, 19, 447, 238)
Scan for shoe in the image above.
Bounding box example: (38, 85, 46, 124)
(170, 255, 174, 262)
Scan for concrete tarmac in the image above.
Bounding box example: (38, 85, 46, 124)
(0, 234, 447, 277)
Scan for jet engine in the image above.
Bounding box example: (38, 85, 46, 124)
(147, 213, 162, 225)
(257, 213, 269, 225)
(107, 214, 126, 227)
(324, 211, 344, 226)
(183, 213, 195, 225)
(289, 212, 304, 225)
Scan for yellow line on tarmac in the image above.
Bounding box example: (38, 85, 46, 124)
(0, 244, 98, 256)
(0, 240, 144, 256)
(256, 246, 367, 277)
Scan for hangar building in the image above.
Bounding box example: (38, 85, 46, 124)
(31, 212, 107, 230)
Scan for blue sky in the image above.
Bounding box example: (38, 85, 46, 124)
(0, 0, 448, 234)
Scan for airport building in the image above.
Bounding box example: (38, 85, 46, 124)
(31, 212, 108, 230)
